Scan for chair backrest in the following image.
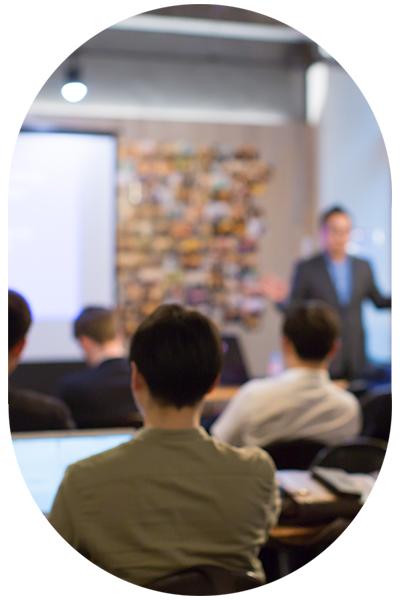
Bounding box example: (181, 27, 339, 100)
(347, 379, 369, 399)
(263, 439, 327, 470)
(360, 384, 392, 442)
(145, 565, 263, 595)
(310, 437, 387, 474)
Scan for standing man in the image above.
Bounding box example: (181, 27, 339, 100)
(261, 207, 391, 380)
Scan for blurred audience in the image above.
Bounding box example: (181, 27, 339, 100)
(49, 304, 280, 587)
(211, 301, 361, 447)
(8, 290, 75, 432)
(60, 307, 140, 428)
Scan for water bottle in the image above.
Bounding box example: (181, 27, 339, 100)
(267, 351, 284, 377)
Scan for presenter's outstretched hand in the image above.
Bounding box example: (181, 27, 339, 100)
(259, 273, 290, 304)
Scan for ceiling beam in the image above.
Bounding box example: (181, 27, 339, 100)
(111, 15, 309, 43)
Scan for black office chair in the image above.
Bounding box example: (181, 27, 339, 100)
(261, 517, 351, 581)
(347, 379, 370, 399)
(263, 439, 327, 470)
(145, 565, 263, 595)
(360, 384, 392, 442)
(310, 437, 387, 474)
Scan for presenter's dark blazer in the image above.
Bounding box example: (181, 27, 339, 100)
(285, 254, 391, 380)
(60, 357, 139, 429)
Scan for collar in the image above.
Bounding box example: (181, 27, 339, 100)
(324, 251, 351, 266)
(284, 367, 331, 381)
(133, 426, 209, 442)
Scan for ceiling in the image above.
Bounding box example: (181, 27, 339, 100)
(147, 5, 284, 24)
(28, 5, 333, 125)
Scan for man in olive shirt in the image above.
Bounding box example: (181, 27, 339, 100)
(49, 305, 280, 587)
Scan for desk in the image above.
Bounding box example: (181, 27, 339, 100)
(263, 519, 351, 581)
(202, 386, 238, 418)
(269, 524, 330, 543)
(204, 386, 239, 402)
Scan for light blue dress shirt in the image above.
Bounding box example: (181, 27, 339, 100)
(325, 254, 353, 305)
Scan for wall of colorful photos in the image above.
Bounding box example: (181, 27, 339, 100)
(117, 140, 273, 334)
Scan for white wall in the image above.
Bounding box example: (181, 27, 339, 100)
(315, 65, 391, 363)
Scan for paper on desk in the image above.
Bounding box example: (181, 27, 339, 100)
(345, 473, 376, 503)
(277, 471, 337, 502)
(276, 470, 376, 504)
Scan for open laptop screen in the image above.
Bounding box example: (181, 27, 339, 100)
(219, 335, 250, 386)
(12, 429, 135, 514)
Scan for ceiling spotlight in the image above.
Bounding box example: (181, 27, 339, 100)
(61, 64, 87, 103)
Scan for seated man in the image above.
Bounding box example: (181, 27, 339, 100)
(49, 304, 280, 587)
(211, 301, 362, 448)
(8, 290, 75, 432)
(60, 307, 140, 428)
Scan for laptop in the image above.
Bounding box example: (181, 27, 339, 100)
(12, 428, 136, 515)
(219, 335, 250, 386)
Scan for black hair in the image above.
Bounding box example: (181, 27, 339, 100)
(74, 307, 120, 343)
(129, 304, 223, 408)
(320, 206, 351, 228)
(8, 290, 32, 351)
(283, 301, 340, 361)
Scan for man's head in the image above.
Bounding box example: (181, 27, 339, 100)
(319, 206, 352, 260)
(74, 307, 123, 366)
(282, 301, 341, 368)
(8, 290, 32, 375)
(129, 304, 223, 415)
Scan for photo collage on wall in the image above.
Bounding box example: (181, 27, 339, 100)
(116, 140, 273, 335)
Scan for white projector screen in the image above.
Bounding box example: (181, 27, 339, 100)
(8, 131, 117, 362)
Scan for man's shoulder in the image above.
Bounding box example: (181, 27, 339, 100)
(8, 388, 74, 431)
(295, 253, 326, 270)
(237, 374, 291, 399)
(62, 359, 130, 388)
(324, 381, 361, 409)
(61, 367, 96, 391)
(65, 438, 134, 481)
(350, 256, 371, 271)
(9, 387, 68, 410)
(63, 431, 276, 493)
(299, 254, 371, 270)
(98, 357, 131, 372)
(210, 434, 276, 477)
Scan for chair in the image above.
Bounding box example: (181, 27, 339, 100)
(347, 379, 369, 399)
(310, 437, 387, 473)
(360, 384, 392, 442)
(145, 565, 263, 595)
(263, 439, 327, 470)
(261, 517, 351, 581)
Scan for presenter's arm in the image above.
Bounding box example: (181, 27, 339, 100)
(259, 261, 308, 313)
(275, 261, 310, 312)
(288, 261, 312, 304)
(366, 262, 391, 308)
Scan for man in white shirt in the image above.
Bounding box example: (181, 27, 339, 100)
(211, 301, 362, 448)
